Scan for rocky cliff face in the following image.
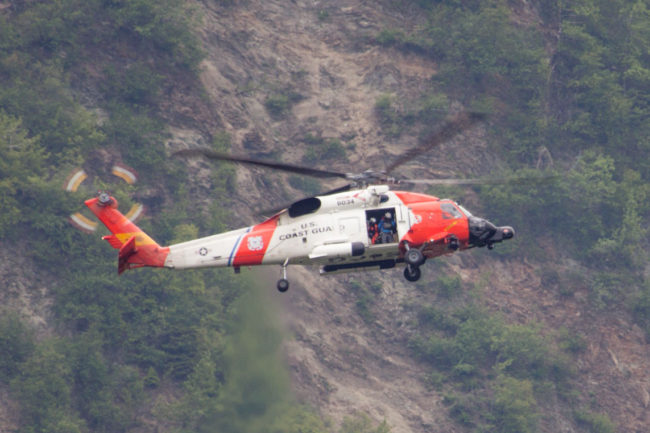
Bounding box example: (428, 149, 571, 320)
(2, 1, 648, 432)
(181, 2, 650, 432)
(164, 2, 490, 431)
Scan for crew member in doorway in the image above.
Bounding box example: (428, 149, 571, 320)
(367, 217, 379, 244)
(378, 212, 396, 244)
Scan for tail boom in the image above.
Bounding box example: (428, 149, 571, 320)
(85, 194, 169, 274)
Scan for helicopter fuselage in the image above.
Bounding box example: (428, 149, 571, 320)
(86, 185, 514, 288)
(164, 186, 465, 270)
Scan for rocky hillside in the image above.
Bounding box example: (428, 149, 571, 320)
(1, 0, 648, 432)
(187, 2, 469, 431)
(180, 1, 650, 432)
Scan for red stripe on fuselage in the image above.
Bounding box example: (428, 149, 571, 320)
(231, 216, 279, 266)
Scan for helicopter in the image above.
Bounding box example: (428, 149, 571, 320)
(86, 112, 516, 292)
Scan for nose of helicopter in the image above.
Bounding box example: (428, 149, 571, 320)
(501, 226, 515, 239)
(468, 217, 515, 248)
(494, 226, 515, 243)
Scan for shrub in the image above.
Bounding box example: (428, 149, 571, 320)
(574, 410, 616, 433)
(264, 90, 303, 119)
(416, 306, 459, 332)
(557, 327, 587, 354)
(409, 334, 456, 368)
(491, 323, 549, 379)
(265, 93, 290, 117)
(491, 376, 538, 433)
(102, 63, 163, 105)
(302, 134, 346, 164)
(10, 339, 85, 433)
(436, 274, 462, 299)
(348, 280, 377, 323)
(374, 94, 400, 131)
(631, 281, 650, 339)
(376, 29, 405, 46)
(0, 311, 35, 382)
(339, 412, 391, 433)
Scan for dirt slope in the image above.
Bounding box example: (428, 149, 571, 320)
(2, 1, 648, 432)
(186, 1, 650, 432)
(189, 0, 443, 168)
(188, 2, 464, 431)
(277, 268, 459, 432)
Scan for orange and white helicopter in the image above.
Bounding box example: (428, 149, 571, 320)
(86, 112, 516, 292)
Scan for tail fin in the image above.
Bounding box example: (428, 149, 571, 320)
(85, 193, 169, 274)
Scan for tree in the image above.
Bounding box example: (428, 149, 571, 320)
(0, 311, 34, 382)
(0, 112, 47, 237)
(11, 339, 85, 433)
(490, 376, 538, 433)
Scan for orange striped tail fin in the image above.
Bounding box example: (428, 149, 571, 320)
(85, 193, 169, 274)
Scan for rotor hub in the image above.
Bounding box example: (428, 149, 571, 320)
(98, 192, 113, 206)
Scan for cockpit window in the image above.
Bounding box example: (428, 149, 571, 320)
(441, 202, 463, 219)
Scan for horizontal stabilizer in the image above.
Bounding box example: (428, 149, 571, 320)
(102, 234, 123, 249)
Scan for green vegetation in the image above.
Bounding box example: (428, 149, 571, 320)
(301, 133, 347, 164)
(491, 376, 538, 433)
(387, 3, 648, 428)
(317, 10, 331, 22)
(0, 112, 49, 238)
(1, 0, 647, 431)
(435, 274, 462, 299)
(0, 311, 35, 383)
(0, 2, 391, 432)
(0, 0, 344, 432)
(389, 0, 649, 327)
(374, 94, 403, 137)
(374, 91, 448, 137)
(574, 410, 616, 433)
(339, 413, 390, 433)
(348, 280, 383, 323)
(381, 0, 649, 194)
(410, 299, 574, 430)
(289, 175, 322, 195)
(631, 281, 650, 339)
(264, 90, 304, 119)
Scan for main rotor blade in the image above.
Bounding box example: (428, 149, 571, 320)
(400, 174, 559, 186)
(174, 148, 350, 179)
(400, 178, 486, 185)
(385, 111, 486, 174)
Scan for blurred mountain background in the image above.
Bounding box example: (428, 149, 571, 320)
(0, 1, 648, 432)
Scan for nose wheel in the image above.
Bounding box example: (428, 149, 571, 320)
(403, 242, 424, 282)
(404, 265, 421, 282)
(277, 278, 289, 292)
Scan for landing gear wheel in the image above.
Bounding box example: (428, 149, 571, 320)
(405, 248, 425, 266)
(404, 266, 421, 282)
(277, 278, 290, 293)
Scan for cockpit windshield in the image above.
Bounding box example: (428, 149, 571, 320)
(440, 202, 463, 219)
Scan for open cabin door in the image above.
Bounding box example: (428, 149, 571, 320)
(365, 207, 401, 245)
